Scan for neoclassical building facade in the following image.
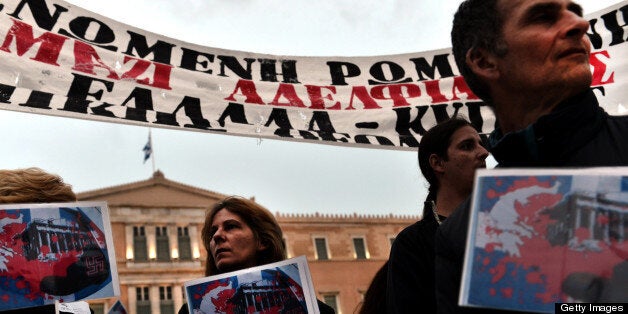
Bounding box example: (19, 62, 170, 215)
(77, 171, 418, 314)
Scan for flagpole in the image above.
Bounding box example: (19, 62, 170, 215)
(149, 128, 156, 174)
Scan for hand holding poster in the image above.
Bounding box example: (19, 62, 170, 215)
(461, 168, 628, 313)
(184, 255, 320, 314)
(58, 301, 92, 314)
(0, 202, 119, 311)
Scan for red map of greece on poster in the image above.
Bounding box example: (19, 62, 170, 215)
(461, 168, 628, 313)
(184, 256, 319, 314)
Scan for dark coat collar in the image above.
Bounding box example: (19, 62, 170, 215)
(489, 89, 604, 167)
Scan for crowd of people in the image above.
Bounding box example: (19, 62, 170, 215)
(3, 0, 628, 313)
(363, 0, 628, 313)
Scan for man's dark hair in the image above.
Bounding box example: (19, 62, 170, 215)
(418, 117, 473, 203)
(451, 0, 507, 102)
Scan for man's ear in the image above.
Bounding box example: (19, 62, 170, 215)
(466, 48, 499, 81)
(429, 153, 445, 174)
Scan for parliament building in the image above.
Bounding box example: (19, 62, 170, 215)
(77, 171, 418, 314)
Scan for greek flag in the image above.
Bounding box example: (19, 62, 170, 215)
(142, 132, 152, 163)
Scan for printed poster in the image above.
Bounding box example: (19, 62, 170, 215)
(0, 202, 120, 311)
(184, 255, 320, 314)
(107, 300, 128, 314)
(461, 168, 628, 313)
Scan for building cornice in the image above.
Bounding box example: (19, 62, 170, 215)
(275, 211, 419, 223)
(76, 170, 227, 200)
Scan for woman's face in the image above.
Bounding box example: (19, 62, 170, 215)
(208, 208, 266, 273)
(438, 125, 489, 195)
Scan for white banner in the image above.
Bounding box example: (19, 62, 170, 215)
(0, 0, 626, 150)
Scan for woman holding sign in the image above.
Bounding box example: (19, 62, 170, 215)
(178, 196, 335, 314)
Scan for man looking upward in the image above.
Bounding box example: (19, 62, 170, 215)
(436, 1, 628, 313)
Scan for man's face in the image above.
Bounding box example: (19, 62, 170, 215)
(494, 0, 592, 96)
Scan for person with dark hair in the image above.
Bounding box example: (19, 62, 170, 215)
(356, 261, 388, 314)
(178, 196, 335, 314)
(201, 196, 286, 276)
(386, 117, 488, 314)
(436, 0, 628, 313)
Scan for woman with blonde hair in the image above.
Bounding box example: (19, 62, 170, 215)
(0, 167, 80, 314)
(0, 167, 76, 203)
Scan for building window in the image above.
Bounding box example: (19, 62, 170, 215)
(90, 303, 104, 314)
(160, 286, 175, 314)
(322, 294, 339, 313)
(389, 236, 396, 247)
(177, 227, 192, 260)
(133, 226, 147, 262)
(156, 226, 170, 261)
(314, 237, 329, 260)
(352, 237, 368, 259)
(136, 286, 150, 314)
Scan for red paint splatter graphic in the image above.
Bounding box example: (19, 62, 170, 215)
(193, 267, 308, 313)
(1, 207, 109, 309)
(473, 175, 628, 308)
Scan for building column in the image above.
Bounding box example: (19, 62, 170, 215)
(150, 285, 160, 314)
(127, 286, 137, 314)
(125, 225, 134, 260)
(169, 225, 179, 260)
(189, 225, 201, 260)
(147, 226, 157, 261)
(173, 284, 184, 312)
(574, 207, 581, 230)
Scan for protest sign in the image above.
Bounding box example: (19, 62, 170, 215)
(0, 201, 119, 311)
(184, 255, 320, 314)
(461, 168, 628, 312)
(0, 0, 625, 149)
(107, 300, 127, 314)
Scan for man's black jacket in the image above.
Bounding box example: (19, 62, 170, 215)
(435, 89, 628, 314)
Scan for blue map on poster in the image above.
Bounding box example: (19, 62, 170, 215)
(462, 170, 628, 313)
